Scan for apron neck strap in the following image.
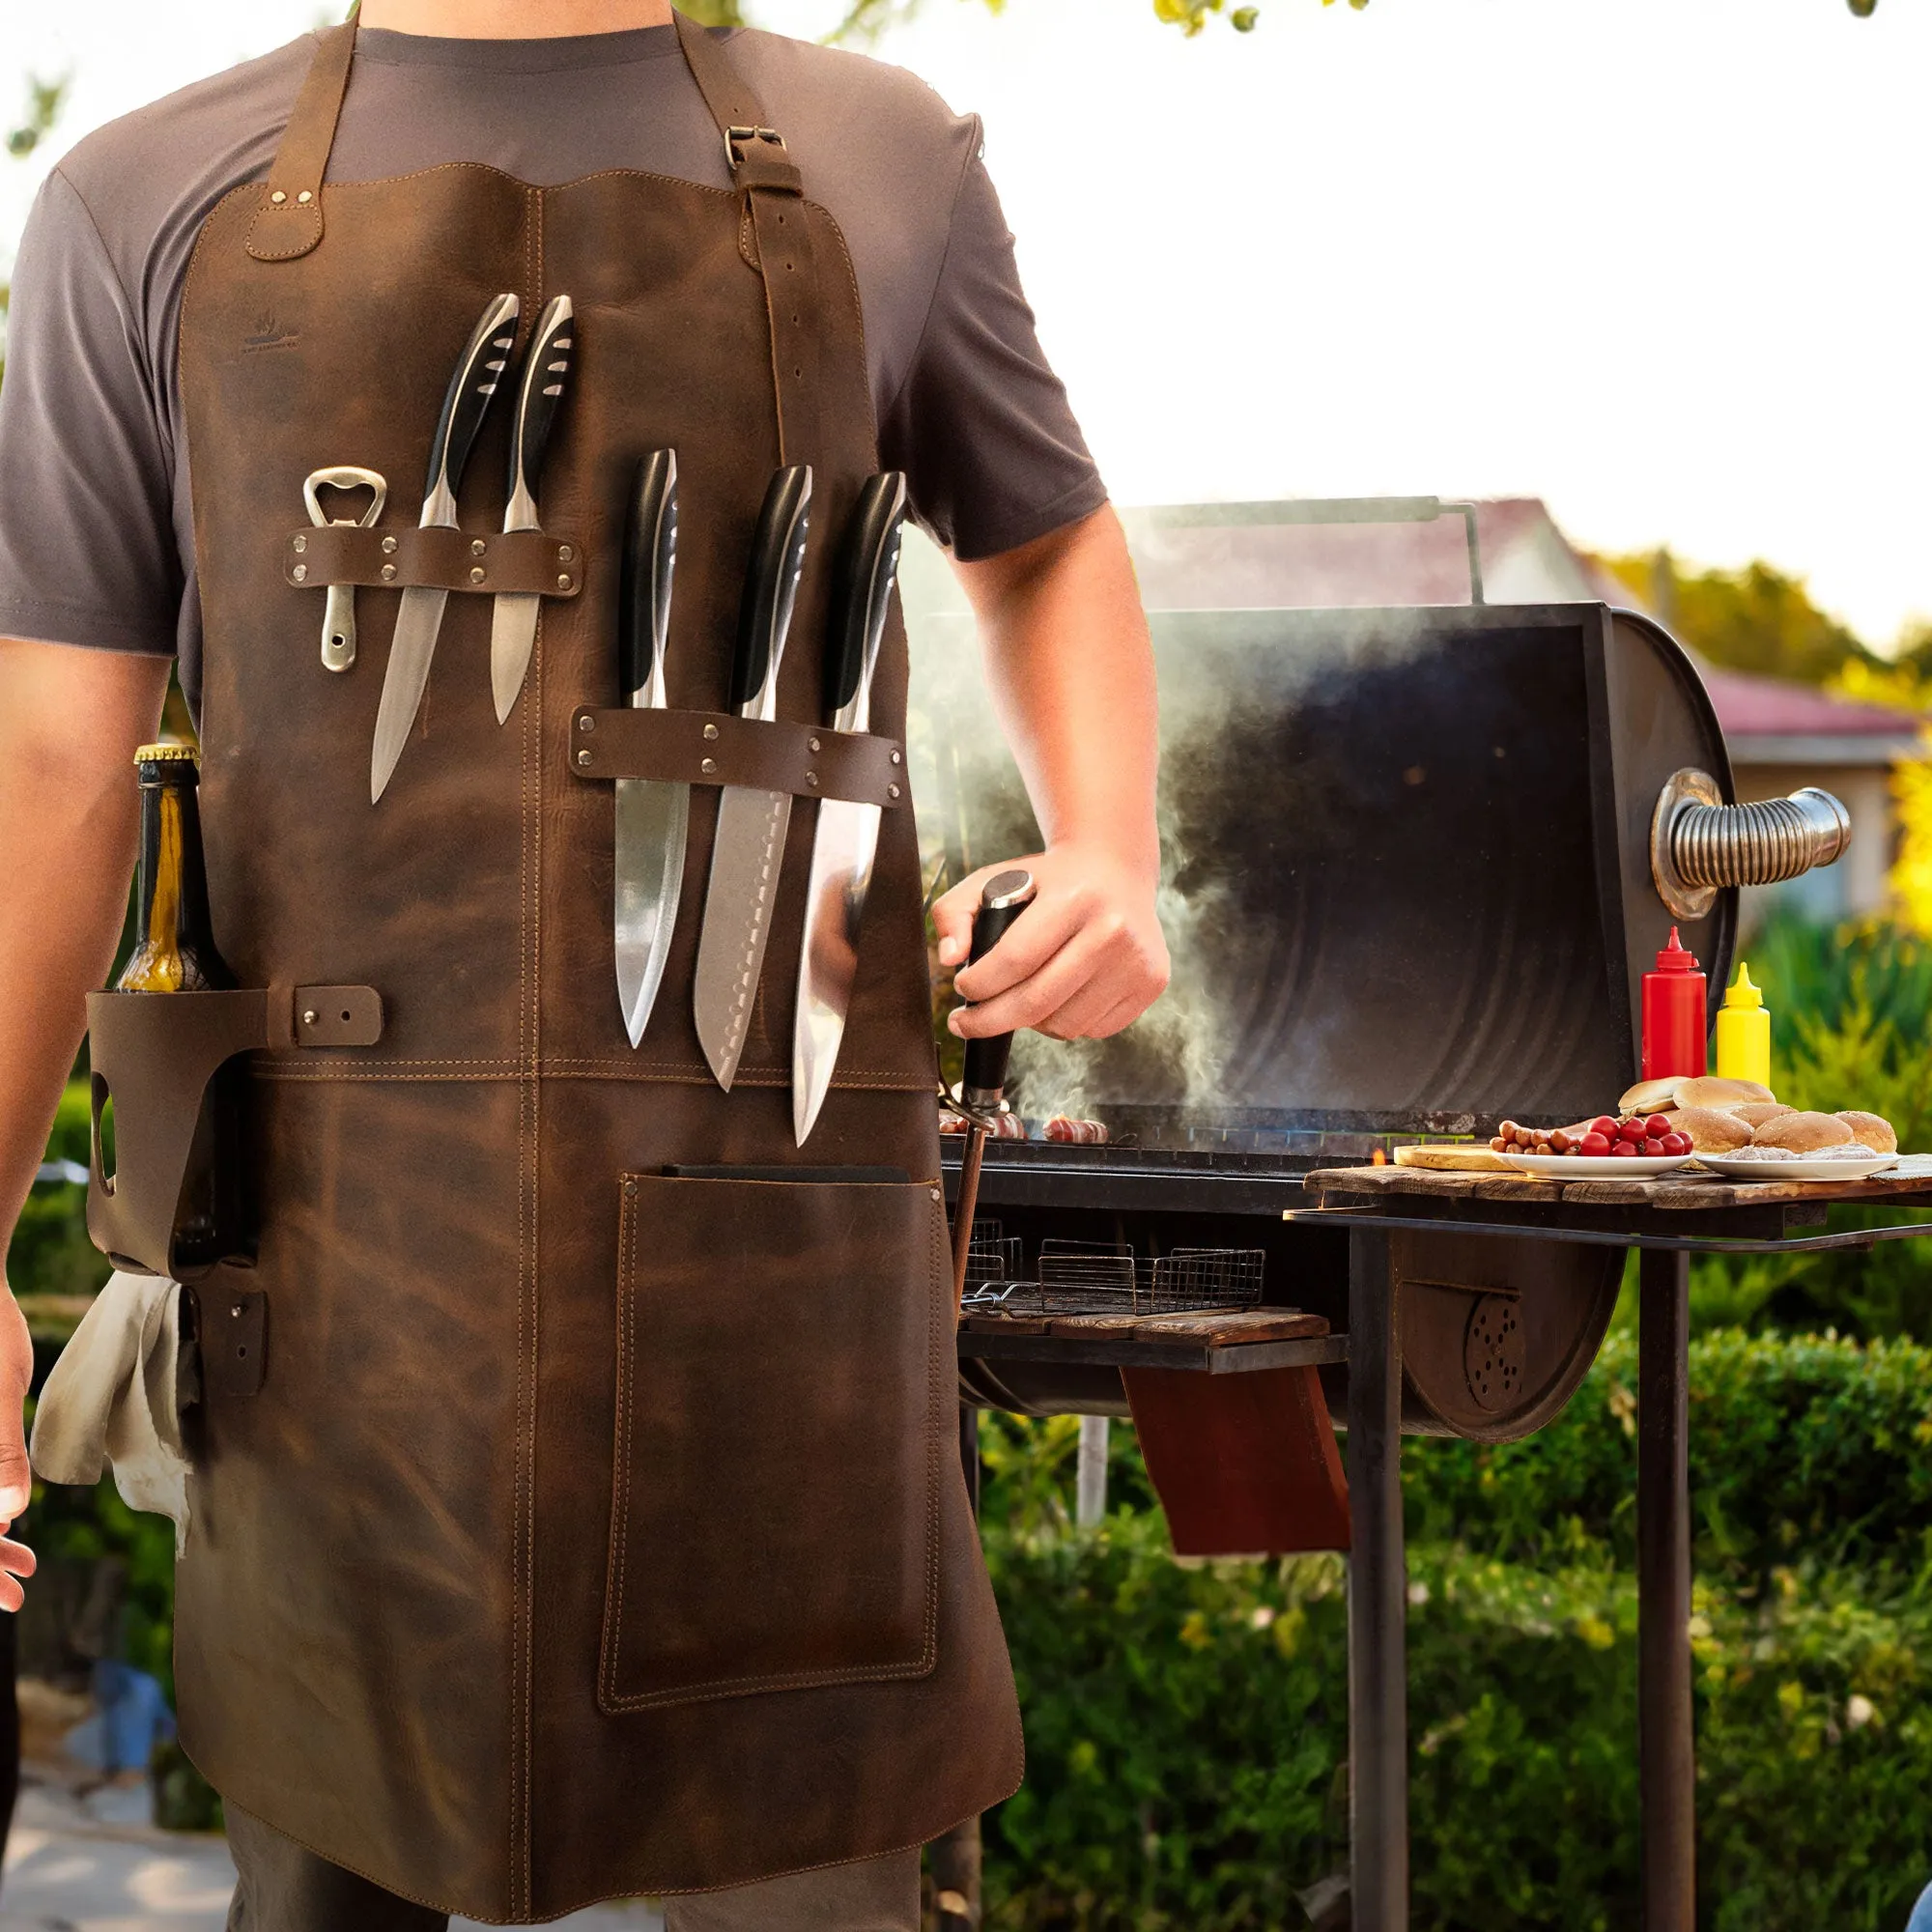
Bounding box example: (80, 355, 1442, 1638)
(246, 21, 357, 264)
(672, 13, 805, 196)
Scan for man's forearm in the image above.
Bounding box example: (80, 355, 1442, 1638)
(0, 640, 169, 1258)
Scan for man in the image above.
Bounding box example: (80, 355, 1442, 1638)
(0, 1, 1165, 1926)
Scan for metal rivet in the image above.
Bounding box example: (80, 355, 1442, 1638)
(700, 757, 717, 775)
(470, 538, 487, 556)
(580, 714, 595, 732)
(292, 534, 307, 554)
(297, 189, 313, 205)
(292, 563, 307, 582)
(577, 748, 593, 767)
(231, 1303, 244, 1319)
(270, 190, 287, 206)
(889, 783, 901, 799)
(557, 575, 573, 591)
(558, 545, 575, 563)
(302, 1009, 318, 1026)
(806, 772, 819, 788)
(469, 566, 486, 583)
(381, 563, 397, 582)
(890, 750, 902, 766)
(930, 1188, 942, 1205)
(809, 736, 821, 753)
(702, 723, 719, 741)
(381, 535, 398, 554)
(624, 1179, 638, 1197)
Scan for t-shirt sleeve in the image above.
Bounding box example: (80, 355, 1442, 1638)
(0, 166, 183, 656)
(879, 123, 1107, 562)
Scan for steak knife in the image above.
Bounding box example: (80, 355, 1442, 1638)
(692, 464, 813, 1092)
(491, 294, 576, 724)
(613, 449, 686, 1048)
(370, 290, 521, 803)
(792, 471, 909, 1145)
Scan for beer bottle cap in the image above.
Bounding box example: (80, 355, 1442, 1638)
(133, 742, 200, 768)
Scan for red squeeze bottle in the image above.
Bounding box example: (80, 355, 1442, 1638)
(1641, 926, 1708, 1081)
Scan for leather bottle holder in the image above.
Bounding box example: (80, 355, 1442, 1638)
(85, 985, 384, 1281)
(283, 526, 585, 598)
(567, 706, 907, 810)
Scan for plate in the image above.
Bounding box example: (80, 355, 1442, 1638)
(1498, 1152, 1695, 1179)
(1694, 1152, 1899, 1182)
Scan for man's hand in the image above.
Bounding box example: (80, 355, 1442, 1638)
(0, 1289, 35, 1612)
(944, 505, 1167, 1048)
(935, 845, 1168, 1041)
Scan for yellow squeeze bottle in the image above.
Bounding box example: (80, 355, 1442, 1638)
(1716, 961, 1771, 1089)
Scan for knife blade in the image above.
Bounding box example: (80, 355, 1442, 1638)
(370, 290, 521, 802)
(614, 449, 686, 1048)
(692, 464, 813, 1092)
(792, 471, 909, 1144)
(491, 294, 576, 724)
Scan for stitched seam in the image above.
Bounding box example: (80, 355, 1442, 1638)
(601, 1191, 639, 1712)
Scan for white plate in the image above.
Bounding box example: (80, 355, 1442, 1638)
(1499, 1152, 1695, 1179)
(1694, 1152, 1899, 1182)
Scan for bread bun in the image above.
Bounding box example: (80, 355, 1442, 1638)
(1732, 1102, 1796, 1130)
(1670, 1106, 1754, 1153)
(1835, 1110, 1897, 1154)
(1672, 1075, 1777, 1111)
(1753, 1111, 1856, 1153)
(1619, 1078, 1682, 1117)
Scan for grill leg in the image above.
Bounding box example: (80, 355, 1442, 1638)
(1638, 1248, 1695, 1931)
(931, 1404, 983, 1929)
(1348, 1226, 1407, 1932)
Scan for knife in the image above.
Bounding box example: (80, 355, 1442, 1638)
(369, 290, 521, 802)
(692, 464, 813, 1091)
(614, 449, 686, 1048)
(491, 294, 576, 724)
(792, 471, 909, 1144)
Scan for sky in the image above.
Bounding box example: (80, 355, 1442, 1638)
(4, 0, 1929, 643)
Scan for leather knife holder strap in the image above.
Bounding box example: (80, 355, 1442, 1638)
(85, 984, 384, 1280)
(283, 526, 585, 598)
(567, 706, 908, 810)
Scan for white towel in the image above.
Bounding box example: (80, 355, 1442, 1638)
(31, 1270, 192, 1553)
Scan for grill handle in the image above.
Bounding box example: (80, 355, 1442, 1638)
(1650, 768, 1852, 921)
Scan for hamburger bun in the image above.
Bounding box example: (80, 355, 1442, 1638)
(1835, 1110, 1898, 1154)
(1672, 1075, 1777, 1111)
(1617, 1074, 1777, 1117)
(1753, 1111, 1856, 1154)
(1670, 1106, 1754, 1153)
(1732, 1102, 1797, 1130)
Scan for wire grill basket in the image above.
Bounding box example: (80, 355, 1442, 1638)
(961, 1237, 1264, 1318)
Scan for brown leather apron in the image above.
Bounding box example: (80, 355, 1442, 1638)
(170, 17, 1020, 1918)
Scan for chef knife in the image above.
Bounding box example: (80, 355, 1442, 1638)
(613, 448, 686, 1048)
(370, 290, 521, 802)
(490, 294, 576, 724)
(791, 470, 909, 1145)
(692, 464, 813, 1092)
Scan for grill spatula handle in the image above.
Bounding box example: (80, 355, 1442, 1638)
(960, 867, 1037, 1110)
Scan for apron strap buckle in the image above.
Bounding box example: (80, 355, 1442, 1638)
(726, 125, 804, 195)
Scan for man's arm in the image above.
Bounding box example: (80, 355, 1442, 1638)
(0, 638, 171, 1605)
(934, 505, 1168, 1042)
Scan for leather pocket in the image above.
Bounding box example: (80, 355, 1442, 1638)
(599, 1171, 948, 1715)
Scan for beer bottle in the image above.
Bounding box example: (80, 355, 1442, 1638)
(117, 743, 246, 1270)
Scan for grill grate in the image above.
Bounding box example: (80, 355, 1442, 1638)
(961, 1237, 1264, 1318)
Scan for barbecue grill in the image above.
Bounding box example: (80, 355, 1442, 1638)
(907, 498, 1861, 1931)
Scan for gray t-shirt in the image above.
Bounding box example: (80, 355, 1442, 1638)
(0, 23, 1103, 708)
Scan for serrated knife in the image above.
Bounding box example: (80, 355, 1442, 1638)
(369, 290, 520, 803)
(491, 294, 576, 724)
(692, 464, 812, 1092)
(614, 449, 686, 1048)
(792, 471, 909, 1145)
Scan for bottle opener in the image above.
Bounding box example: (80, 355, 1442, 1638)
(302, 466, 388, 672)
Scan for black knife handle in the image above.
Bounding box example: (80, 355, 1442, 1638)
(731, 466, 812, 717)
(424, 291, 520, 507)
(960, 867, 1037, 1107)
(620, 450, 678, 705)
(825, 471, 908, 725)
(506, 295, 575, 515)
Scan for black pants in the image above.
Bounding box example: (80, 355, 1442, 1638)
(223, 1804, 923, 1931)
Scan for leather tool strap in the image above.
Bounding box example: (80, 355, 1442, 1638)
(246, 21, 356, 263)
(672, 12, 824, 469)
